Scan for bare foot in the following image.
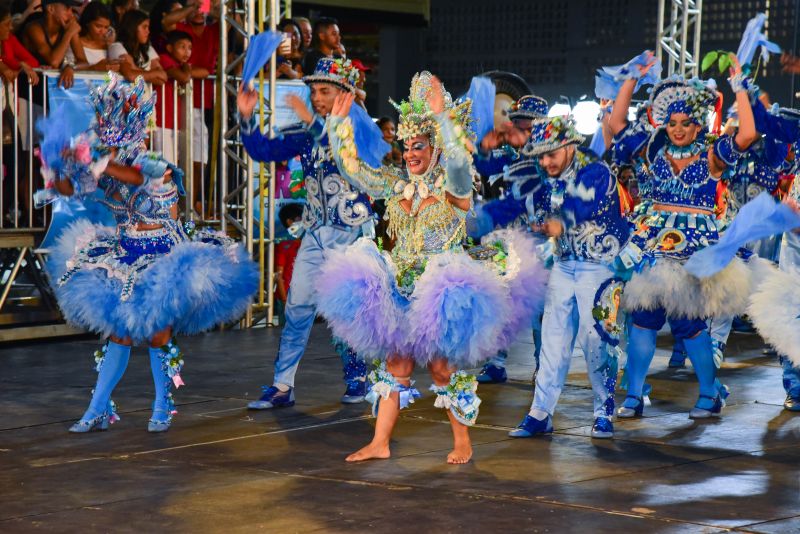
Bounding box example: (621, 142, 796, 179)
(345, 441, 391, 462)
(446, 442, 473, 464)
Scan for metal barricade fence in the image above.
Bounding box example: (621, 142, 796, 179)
(0, 64, 294, 338)
(0, 71, 219, 231)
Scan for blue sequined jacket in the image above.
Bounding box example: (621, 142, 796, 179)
(537, 148, 631, 264)
(475, 145, 544, 230)
(240, 114, 374, 232)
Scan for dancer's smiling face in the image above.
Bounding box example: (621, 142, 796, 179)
(666, 112, 699, 147)
(403, 135, 433, 175)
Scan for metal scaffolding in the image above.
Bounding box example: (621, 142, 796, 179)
(656, 0, 704, 77)
(219, 0, 291, 328)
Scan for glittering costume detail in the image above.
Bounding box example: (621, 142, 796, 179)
(616, 73, 757, 317)
(318, 74, 548, 368)
(90, 74, 155, 148)
(391, 71, 474, 157)
(149, 339, 184, 427)
(92, 341, 120, 424)
(365, 362, 421, 416)
(430, 371, 481, 426)
(242, 114, 374, 232)
(336, 339, 367, 386)
(43, 77, 258, 343)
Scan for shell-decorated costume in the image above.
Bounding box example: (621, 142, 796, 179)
(314, 72, 548, 425)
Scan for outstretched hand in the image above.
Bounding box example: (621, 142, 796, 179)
(728, 53, 743, 78)
(285, 94, 314, 125)
(427, 75, 445, 114)
(331, 91, 356, 118)
(638, 51, 658, 76)
(237, 83, 258, 119)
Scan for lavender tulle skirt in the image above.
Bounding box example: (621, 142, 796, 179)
(316, 229, 548, 368)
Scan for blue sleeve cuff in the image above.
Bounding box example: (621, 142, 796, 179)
(713, 135, 747, 167)
(306, 115, 326, 141)
(239, 113, 258, 136)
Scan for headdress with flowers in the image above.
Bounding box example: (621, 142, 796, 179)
(390, 71, 473, 150)
(90, 73, 155, 148)
(302, 57, 360, 93)
(647, 75, 719, 127)
(520, 115, 585, 157)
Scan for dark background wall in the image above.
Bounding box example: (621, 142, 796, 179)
(296, 0, 800, 116)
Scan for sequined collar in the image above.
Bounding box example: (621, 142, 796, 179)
(665, 141, 704, 159)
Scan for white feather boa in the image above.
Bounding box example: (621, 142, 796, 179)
(622, 256, 770, 319)
(748, 265, 800, 366)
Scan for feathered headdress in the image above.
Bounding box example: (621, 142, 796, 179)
(391, 71, 473, 149)
(90, 73, 155, 148)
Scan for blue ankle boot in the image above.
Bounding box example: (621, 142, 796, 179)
(689, 394, 723, 419)
(248, 385, 295, 410)
(341, 349, 367, 403)
(591, 417, 614, 439)
(616, 395, 644, 418)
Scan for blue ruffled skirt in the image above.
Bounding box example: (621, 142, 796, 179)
(316, 229, 548, 368)
(47, 219, 258, 343)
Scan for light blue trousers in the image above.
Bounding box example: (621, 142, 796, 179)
(531, 260, 617, 419)
(273, 225, 363, 387)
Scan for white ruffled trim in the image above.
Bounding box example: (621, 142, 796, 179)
(748, 265, 800, 366)
(371, 381, 393, 401)
(622, 256, 754, 318)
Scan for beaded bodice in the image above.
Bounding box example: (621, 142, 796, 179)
(647, 152, 718, 212)
(99, 151, 181, 228)
(386, 166, 469, 272)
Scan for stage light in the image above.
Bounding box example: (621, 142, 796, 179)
(572, 100, 601, 135)
(548, 103, 572, 117)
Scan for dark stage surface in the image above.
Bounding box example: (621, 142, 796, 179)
(2, 325, 799, 532)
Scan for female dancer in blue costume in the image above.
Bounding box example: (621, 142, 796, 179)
(609, 53, 760, 419)
(315, 73, 547, 463)
(41, 74, 258, 433)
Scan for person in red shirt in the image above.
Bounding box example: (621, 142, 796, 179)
(274, 203, 304, 306)
(171, 5, 218, 215)
(0, 2, 39, 223)
(0, 3, 40, 84)
(153, 30, 209, 178)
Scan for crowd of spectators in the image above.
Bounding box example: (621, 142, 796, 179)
(0, 1, 388, 237)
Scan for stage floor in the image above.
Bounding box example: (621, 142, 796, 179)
(1, 325, 799, 533)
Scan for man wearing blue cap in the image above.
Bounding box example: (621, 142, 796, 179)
(237, 57, 372, 408)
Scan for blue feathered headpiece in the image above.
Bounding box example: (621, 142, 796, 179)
(90, 73, 154, 148)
